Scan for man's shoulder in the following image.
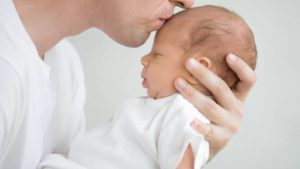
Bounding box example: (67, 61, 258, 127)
(0, 54, 21, 79)
(0, 57, 23, 92)
(0, 47, 29, 89)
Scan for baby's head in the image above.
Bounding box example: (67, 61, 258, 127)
(141, 5, 257, 99)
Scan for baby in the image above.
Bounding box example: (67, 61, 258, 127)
(67, 5, 257, 169)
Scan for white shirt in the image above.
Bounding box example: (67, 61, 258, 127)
(0, 0, 86, 168)
(68, 94, 209, 169)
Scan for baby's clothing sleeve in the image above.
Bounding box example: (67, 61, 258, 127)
(157, 95, 209, 169)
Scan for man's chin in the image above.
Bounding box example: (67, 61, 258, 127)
(117, 33, 150, 48)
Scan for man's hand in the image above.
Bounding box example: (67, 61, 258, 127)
(174, 53, 256, 160)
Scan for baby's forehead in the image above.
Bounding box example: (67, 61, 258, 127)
(155, 7, 217, 40)
(154, 14, 198, 46)
(168, 6, 222, 24)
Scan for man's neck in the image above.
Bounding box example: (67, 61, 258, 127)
(13, 0, 95, 59)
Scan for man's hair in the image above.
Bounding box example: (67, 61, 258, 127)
(179, 5, 257, 88)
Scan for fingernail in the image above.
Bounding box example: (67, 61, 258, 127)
(175, 78, 187, 91)
(228, 53, 237, 63)
(187, 58, 199, 70)
(191, 119, 203, 127)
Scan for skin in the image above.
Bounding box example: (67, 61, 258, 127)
(180, 54, 256, 160)
(141, 11, 219, 100)
(13, 0, 256, 165)
(14, 0, 194, 56)
(141, 21, 206, 168)
(141, 19, 212, 99)
(141, 13, 244, 167)
(140, 29, 188, 99)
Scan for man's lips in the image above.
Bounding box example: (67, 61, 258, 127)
(160, 14, 172, 21)
(153, 15, 172, 30)
(159, 15, 172, 24)
(159, 18, 167, 23)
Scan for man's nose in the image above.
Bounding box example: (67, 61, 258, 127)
(170, 0, 195, 9)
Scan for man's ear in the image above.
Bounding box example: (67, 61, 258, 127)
(186, 56, 212, 85)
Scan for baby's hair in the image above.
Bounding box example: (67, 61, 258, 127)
(179, 5, 257, 88)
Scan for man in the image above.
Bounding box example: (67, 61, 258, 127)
(0, 0, 256, 168)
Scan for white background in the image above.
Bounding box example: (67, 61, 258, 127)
(69, 0, 300, 168)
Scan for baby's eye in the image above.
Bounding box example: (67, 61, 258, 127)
(154, 53, 162, 58)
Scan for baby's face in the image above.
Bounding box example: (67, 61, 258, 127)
(140, 22, 190, 99)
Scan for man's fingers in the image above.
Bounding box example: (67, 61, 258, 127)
(190, 119, 231, 159)
(190, 119, 212, 140)
(174, 78, 228, 125)
(226, 53, 256, 101)
(185, 58, 237, 111)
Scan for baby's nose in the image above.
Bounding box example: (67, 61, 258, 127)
(141, 55, 149, 66)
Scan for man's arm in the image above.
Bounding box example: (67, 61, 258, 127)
(175, 53, 256, 160)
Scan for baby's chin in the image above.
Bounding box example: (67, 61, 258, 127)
(147, 90, 177, 99)
(146, 90, 157, 99)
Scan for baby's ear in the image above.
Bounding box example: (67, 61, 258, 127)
(186, 56, 212, 85)
(195, 56, 211, 69)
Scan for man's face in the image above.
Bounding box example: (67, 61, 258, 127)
(140, 21, 190, 99)
(96, 0, 194, 47)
